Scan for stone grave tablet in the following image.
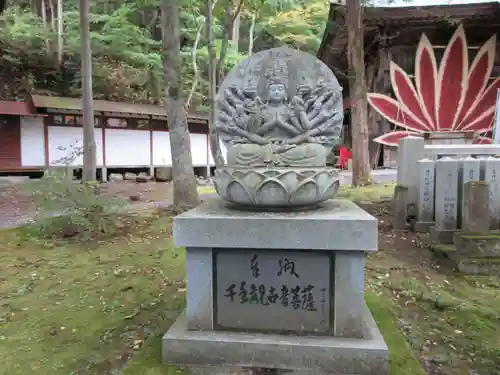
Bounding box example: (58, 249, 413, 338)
(214, 249, 332, 334)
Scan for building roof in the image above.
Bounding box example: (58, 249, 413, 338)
(0, 101, 35, 116)
(362, 2, 500, 27)
(27, 95, 208, 122)
(317, 2, 500, 76)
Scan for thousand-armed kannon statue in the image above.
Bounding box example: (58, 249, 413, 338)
(212, 47, 344, 209)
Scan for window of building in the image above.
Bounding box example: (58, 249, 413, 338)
(105, 117, 128, 128)
(127, 118, 150, 130)
(48, 114, 101, 127)
(189, 122, 207, 134)
(151, 119, 168, 131)
(53, 114, 64, 125)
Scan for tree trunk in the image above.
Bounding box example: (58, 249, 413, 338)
(248, 12, 256, 56)
(232, 10, 241, 52)
(49, 0, 56, 31)
(215, 0, 244, 85)
(161, 0, 200, 208)
(215, 4, 232, 86)
(41, 0, 50, 53)
(57, 0, 63, 65)
(346, 0, 370, 186)
(80, 0, 96, 182)
(206, 0, 224, 167)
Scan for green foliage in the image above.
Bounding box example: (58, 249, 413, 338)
(22, 144, 126, 240)
(260, 0, 329, 54)
(25, 173, 126, 239)
(0, 0, 330, 106)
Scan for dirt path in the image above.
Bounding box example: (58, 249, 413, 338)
(0, 180, 180, 230)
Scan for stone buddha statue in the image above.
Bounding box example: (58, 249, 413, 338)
(216, 49, 343, 169)
(213, 47, 343, 209)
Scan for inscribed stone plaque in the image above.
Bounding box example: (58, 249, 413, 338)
(459, 157, 481, 228)
(214, 249, 331, 333)
(483, 157, 500, 229)
(417, 158, 435, 223)
(434, 157, 459, 230)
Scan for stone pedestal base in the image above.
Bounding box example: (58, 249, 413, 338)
(430, 226, 458, 244)
(163, 305, 388, 375)
(429, 244, 500, 275)
(414, 220, 434, 233)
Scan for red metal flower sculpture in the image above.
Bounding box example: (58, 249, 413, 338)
(368, 25, 500, 146)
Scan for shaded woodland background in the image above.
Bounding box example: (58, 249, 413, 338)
(0, 0, 329, 111)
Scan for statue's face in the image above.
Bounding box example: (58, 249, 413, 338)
(268, 83, 286, 102)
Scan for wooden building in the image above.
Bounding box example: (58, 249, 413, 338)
(318, 2, 500, 167)
(0, 95, 219, 177)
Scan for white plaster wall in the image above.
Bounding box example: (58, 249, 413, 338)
(48, 126, 103, 166)
(190, 133, 208, 166)
(208, 140, 228, 165)
(20, 116, 45, 167)
(152, 131, 172, 165)
(106, 129, 149, 166)
(44, 127, 211, 168)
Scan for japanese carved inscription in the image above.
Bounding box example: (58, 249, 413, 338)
(214, 249, 332, 333)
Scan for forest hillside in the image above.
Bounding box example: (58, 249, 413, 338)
(0, 0, 329, 111)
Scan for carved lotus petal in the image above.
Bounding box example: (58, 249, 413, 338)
(299, 170, 316, 179)
(277, 171, 299, 192)
(322, 179, 340, 198)
(226, 180, 255, 205)
(215, 169, 232, 186)
(262, 170, 282, 178)
(313, 171, 332, 193)
(240, 170, 267, 195)
(214, 167, 339, 208)
(291, 180, 319, 206)
(255, 179, 289, 206)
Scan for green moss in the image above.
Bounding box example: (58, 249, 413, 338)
(469, 180, 489, 186)
(365, 292, 426, 375)
(429, 244, 456, 254)
(338, 183, 395, 203)
(0, 214, 186, 375)
(462, 257, 500, 264)
(459, 234, 500, 240)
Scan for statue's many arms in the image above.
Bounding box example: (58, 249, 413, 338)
(215, 48, 344, 168)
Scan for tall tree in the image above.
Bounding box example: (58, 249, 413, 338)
(161, 0, 200, 208)
(80, 0, 96, 182)
(346, 0, 370, 186)
(206, 0, 224, 167)
(57, 0, 63, 65)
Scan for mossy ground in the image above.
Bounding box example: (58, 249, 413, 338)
(1, 183, 498, 375)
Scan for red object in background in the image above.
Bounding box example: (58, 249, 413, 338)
(339, 146, 352, 169)
(367, 25, 500, 146)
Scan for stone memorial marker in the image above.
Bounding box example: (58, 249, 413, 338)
(415, 158, 435, 232)
(431, 157, 459, 243)
(397, 136, 425, 207)
(461, 156, 481, 184)
(461, 181, 490, 233)
(434, 157, 459, 230)
(163, 48, 388, 375)
(459, 156, 481, 227)
(482, 157, 500, 229)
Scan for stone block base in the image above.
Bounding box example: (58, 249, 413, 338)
(454, 231, 500, 257)
(430, 226, 458, 244)
(414, 221, 434, 233)
(163, 306, 388, 375)
(429, 244, 500, 275)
